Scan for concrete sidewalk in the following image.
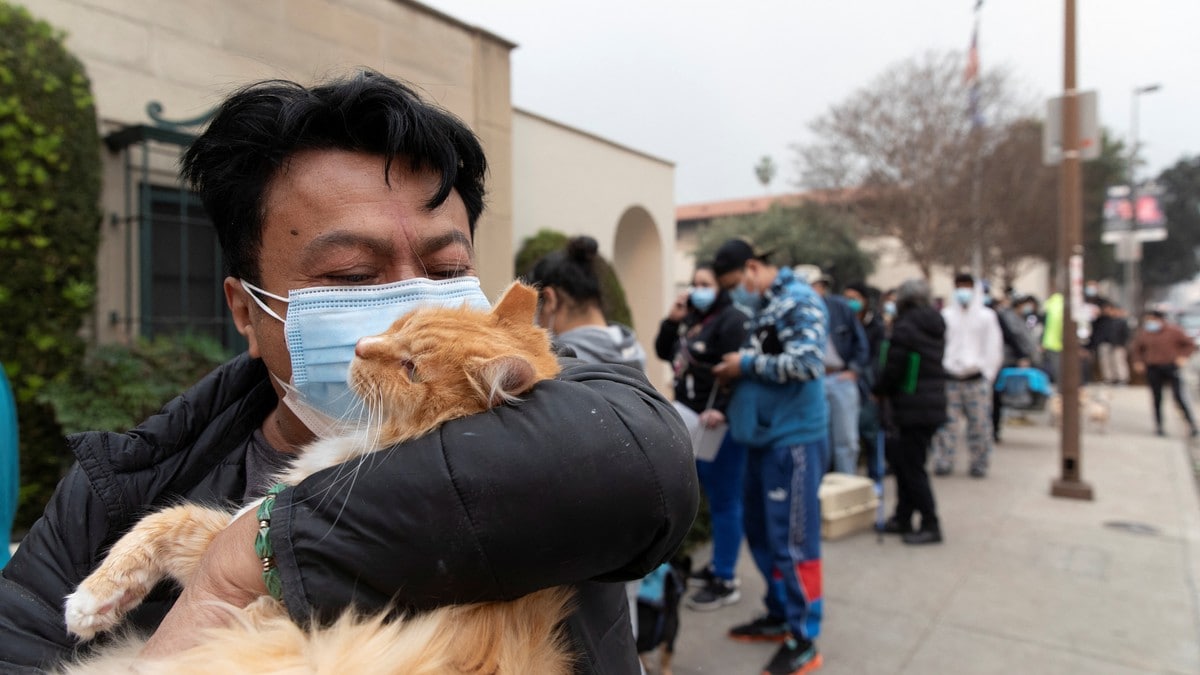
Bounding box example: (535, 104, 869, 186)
(668, 384, 1200, 674)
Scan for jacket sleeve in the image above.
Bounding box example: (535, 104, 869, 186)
(270, 360, 698, 623)
(654, 318, 682, 362)
(849, 319, 870, 372)
(740, 294, 826, 384)
(0, 463, 111, 671)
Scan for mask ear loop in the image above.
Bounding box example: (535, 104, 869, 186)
(240, 279, 288, 323)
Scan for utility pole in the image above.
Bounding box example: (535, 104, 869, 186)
(1124, 84, 1162, 315)
(1051, 0, 1093, 501)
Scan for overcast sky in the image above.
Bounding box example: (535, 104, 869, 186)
(421, 0, 1200, 206)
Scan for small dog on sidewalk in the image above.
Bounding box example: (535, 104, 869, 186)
(1048, 387, 1111, 433)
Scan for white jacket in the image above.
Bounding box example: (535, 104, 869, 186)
(941, 287, 1004, 382)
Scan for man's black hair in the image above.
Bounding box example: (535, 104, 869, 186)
(954, 272, 975, 286)
(181, 70, 488, 282)
(526, 236, 604, 309)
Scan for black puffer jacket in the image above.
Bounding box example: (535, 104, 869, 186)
(654, 291, 747, 414)
(874, 306, 948, 430)
(0, 353, 697, 673)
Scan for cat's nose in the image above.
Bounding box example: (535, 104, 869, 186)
(355, 336, 386, 359)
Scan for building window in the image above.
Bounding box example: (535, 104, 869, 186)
(140, 184, 245, 351)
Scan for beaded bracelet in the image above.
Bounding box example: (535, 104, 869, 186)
(254, 483, 287, 601)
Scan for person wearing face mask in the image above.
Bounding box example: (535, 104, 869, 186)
(810, 274, 870, 476)
(0, 73, 697, 673)
(1130, 309, 1198, 437)
(710, 239, 828, 675)
(843, 282, 887, 483)
(931, 273, 1004, 478)
(526, 235, 646, 371)
(654, 263, 748, 611)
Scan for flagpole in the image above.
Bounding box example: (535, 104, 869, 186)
(968, 1, 984, 281)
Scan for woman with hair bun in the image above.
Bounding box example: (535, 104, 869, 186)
(526, 235, 646, 370)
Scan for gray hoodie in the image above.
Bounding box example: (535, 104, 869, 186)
(555, 324, 647, 371)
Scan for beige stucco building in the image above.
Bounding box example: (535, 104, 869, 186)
(18, 0, 675, 372)
(512, 109, 675, 381)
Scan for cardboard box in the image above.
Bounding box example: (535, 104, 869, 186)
(818, 473, 879, 540)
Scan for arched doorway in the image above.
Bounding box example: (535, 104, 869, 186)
(613, 206, 667, 389)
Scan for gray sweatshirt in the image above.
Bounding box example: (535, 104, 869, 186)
(555, 324, 647, 371)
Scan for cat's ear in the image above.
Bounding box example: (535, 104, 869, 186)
(492, 282, 539, 325)
(477, 355, 538, 406)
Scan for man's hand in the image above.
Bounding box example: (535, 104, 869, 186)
(837, 370, 857, 381)
(1133, 362, 1146, 375)
(1017, 358, 1031, 368)
(711, 352, 743, 384)
(140, 509, 267, 657)
(1175, 356, 1189, 369)
(698, 409, 726, 429)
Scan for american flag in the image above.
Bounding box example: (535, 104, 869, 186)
(965, 3, 984, 129)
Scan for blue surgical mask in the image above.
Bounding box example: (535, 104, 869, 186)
(884, 301, 897, 317)
(242, 276, 491, 435)
(954, 288, 974, 306)
(1145, 320, 1163, 333)
(846, 299, 864, 313)
(728, 282, 760, 312)
(690, 287, 717, 312)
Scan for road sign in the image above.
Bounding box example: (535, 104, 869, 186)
(1043, 91, 1100, 165)
(1101, 184, 1168, 243)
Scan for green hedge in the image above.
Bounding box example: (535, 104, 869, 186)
(0, 2, 102, 533)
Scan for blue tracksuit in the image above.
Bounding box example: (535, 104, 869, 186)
(727, 266, 829, 640)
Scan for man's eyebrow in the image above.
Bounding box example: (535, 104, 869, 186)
(414, 230, 474, 259)
(299, 231, 395, 265)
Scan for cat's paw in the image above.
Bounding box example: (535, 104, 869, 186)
(64, 572, 150, 640)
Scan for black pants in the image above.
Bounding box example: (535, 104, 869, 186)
(1146, 364, 1196, 431)
(885, 425, 939, 531)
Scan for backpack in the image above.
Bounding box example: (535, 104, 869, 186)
(635, 562, 685, 653)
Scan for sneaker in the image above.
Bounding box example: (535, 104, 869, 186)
(762, 637, 823, 675)
(933, 463, 952, 476)
(688, 565, 716, 588)
(686, 577, 742, 611)
(968, 465, 987, 478)
(1155, 427, 1166, 437)
(729, 615, 791, 643)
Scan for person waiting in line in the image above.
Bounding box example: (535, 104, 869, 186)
(811, 274, 869, 475)
(712, 239, 828, 675)
(1130, 309, 1199, 438)
(990, 290, 1038, 444)
(527, 235, 646, 371)
(932, 273, 1003, 478)
(526, 234, 651, 642)
(1089, 301, 1132, 385)
(843, 281, 886, 480)
(654, 261, 748, 612)
(875, 279, 947, 545)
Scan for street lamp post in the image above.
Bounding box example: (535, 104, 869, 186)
(1125, 83, 1162, 314)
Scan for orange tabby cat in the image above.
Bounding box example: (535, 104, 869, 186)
(60, 282, 573, 675)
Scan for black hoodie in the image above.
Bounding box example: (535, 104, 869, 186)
(874, 306, 949, 430)
(654, 291, 748, 414)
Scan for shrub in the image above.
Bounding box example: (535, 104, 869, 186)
(0, 2, 102, 533)
(39, 335, 232, 435)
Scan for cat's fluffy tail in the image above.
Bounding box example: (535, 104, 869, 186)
(61, 588, 577, 674)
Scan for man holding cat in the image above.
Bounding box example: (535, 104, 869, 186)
(0, 72, 697, 673)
